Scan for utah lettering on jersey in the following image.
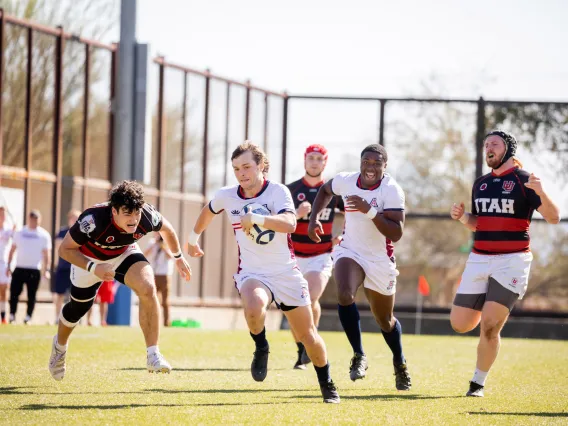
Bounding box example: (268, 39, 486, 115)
(471, 168, 542, 255)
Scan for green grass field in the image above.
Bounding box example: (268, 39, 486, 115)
(1, 326, 567, 425)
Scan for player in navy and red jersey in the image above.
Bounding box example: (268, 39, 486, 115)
(286, 144, 344, 369)
(48, 180, 192, 381)
(450, 130, 560, 397)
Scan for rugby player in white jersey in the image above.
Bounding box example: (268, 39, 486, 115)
(308, 144, 411, 390)
(187, 141, 340, 403)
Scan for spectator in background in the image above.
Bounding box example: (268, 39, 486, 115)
(0, 206, 15, 324)
(7, 210, 52, 324)
(144, 233, 174, 327)
(86, 280, 116, 326)
(52, 210, 81, 324)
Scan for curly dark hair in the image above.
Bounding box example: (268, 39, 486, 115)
(361, 144, 388, 162)
(109, 180, 145, 213)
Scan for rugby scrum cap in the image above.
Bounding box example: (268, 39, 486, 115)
(304, 144, 328, 159)
(485, 129, 517, 168)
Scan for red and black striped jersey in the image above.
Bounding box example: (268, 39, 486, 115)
(471, 167, 541, 255)
(287, 178, 344, 257)
(68, 202, 163, 260)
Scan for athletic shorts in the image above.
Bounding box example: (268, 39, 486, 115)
(233, 267, 311, 309)
(0, 262, 9, 285)
(295, 253, 333, 281)
(96, 280, 116, 304)
(53, 268, 72, 295)
(332, 245, 399, 296)
(456, 251, 533, 299)
(71, 244, 145, 289)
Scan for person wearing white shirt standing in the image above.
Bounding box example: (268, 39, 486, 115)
(0, 206, 15, 324)
(144, 234, 174, 326)
(7, 209, 52, 324)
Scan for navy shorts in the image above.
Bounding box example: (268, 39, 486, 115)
(54, 268, 72, 295)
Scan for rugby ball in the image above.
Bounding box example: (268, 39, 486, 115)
(242, 203, 275, 245)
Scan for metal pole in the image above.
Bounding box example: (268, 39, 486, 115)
(112, 0, 137, 182)
(156, 59, 165, 210)
(244, 80, 251, 140)
(475, 97, 486, 180)
(178, 71, 188, 298)
(200, 71, 211, 299)
(219, 82, 231, 300)
(132, 43, 148, 182)
(281, 95, 289, 183)
(263, 93, 269, 152)
(23, 27, 33, 220)
(82, 44, 91, 209)
(52, 25, 64, 240)
(0, 9, 5, 170)
(108, 45, 117, 183)
(378, 99, 386, 147)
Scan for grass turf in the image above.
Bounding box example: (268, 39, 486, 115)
(1, 326, 567, 425)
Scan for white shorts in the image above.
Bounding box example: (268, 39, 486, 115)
(295, 253, 333, 281)
(332, 245, 399, 296)
(457, 251, 533, 299)
(233, 267, 311, 308)
(0, 262, 9, 285)
(71, 244, 143, 289)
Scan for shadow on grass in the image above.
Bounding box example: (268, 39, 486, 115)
(292, 393, 464, 401)
(20, 401, 317, 410)
(0, 387, 38, 395)
(468, 412, 568, 418)
(145, 388, 311, 394)
(117, 368, 249, 372)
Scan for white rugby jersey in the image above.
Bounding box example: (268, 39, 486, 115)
(209, 180, 297, 275)
(332, 172, 405, 260)
(0, 224, 13, 263)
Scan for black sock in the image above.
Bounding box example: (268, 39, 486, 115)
(296, 342, 305, 352)
(250, 328, 269, 350)
(381, 318, 405, 365)
(314, 363, 331, 383)
(337, 303, 364, 355)
(0, 311, 4, 321)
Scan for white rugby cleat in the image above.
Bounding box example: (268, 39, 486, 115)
(48, 336, 67, 381)
(147, 352, 172, 374)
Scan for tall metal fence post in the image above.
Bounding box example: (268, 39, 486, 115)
(281, 94, 288, 183)
(156, 58, 165, 210)
(378, 99, 386, 147)
(81, 44, 91, 209)
(200, 70, 211, 300)
(0, 9, 5, 171)
(23, 27, 33, 220)
(475, 97, 486, 180)
(244, 80, 251, 140)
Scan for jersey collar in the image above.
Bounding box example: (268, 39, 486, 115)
(356, 174, 382, 190)
(301, 177, 324, 188)
(491, 166, 518, 177)
(238, 179, 269, 200)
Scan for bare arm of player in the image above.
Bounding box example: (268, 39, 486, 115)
(159, 217, 191, 281)
(42, 248, 51, 279)
(6, 244, 16, 277)
(346, 195, 405, 242)
(53, 237, 63, 269)
(525, 174, 561, 224)
(308, 180, 335, 242)
(186, 204, 216, 257)
(450, 202, 477, 232)
(241, 211, 296, 235)
(59, 234, 115, 281)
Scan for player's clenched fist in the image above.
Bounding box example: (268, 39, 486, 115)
(297, 201, 312, 218)
(308, 219, 324, 243)
(450, 202, 465, 220)
(94, 263, 115, 281)
(524, 173, 543, 195)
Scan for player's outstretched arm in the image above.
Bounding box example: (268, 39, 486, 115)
(308, 180, 335, 242)
(450, 202, 477, 232)
(159, 217, 191, 281)
(187, 204, 216, 257)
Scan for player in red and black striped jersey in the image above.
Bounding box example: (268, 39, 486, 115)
(286, 144, 344, 369)
(450, 130, 560, 397)
(49, 181, 191, 381)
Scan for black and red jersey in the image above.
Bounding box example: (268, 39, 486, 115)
(287, 178, 344, 257)
(68, 202, 163, 260)
(471, 167, 541, 255)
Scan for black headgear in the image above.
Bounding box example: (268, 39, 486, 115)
(484, 130, 518, 169)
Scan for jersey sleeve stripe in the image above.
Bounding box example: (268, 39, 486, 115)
(209, 202, 223, 215)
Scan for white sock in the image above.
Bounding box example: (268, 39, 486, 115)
(147, 345, 159, 357)
(54, 336, 68, 352)
(472, 368, 488, 386)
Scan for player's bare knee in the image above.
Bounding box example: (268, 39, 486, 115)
(377, 314, 393, 331)
(297, 327, 318, 348)
(136, 282, 157, 299)
(337, 289, 356, 306)
(481, 320, 502, 340)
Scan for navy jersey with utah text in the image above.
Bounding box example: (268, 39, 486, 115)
(68, 202, 163, 260)
(471, 167, 541, 255)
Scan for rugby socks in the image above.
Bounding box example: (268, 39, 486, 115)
(296, 342, 305, 352)
(0, 307, 5, 321)
(337, 303, 364, 355)
(314, 363, 331, 383)
(472, 368, 488, 386)
(250, 327, 269, 350)
(54, 336, 68, 352)
(147, 345, 160, 357)
(381, 318, 405, 365)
